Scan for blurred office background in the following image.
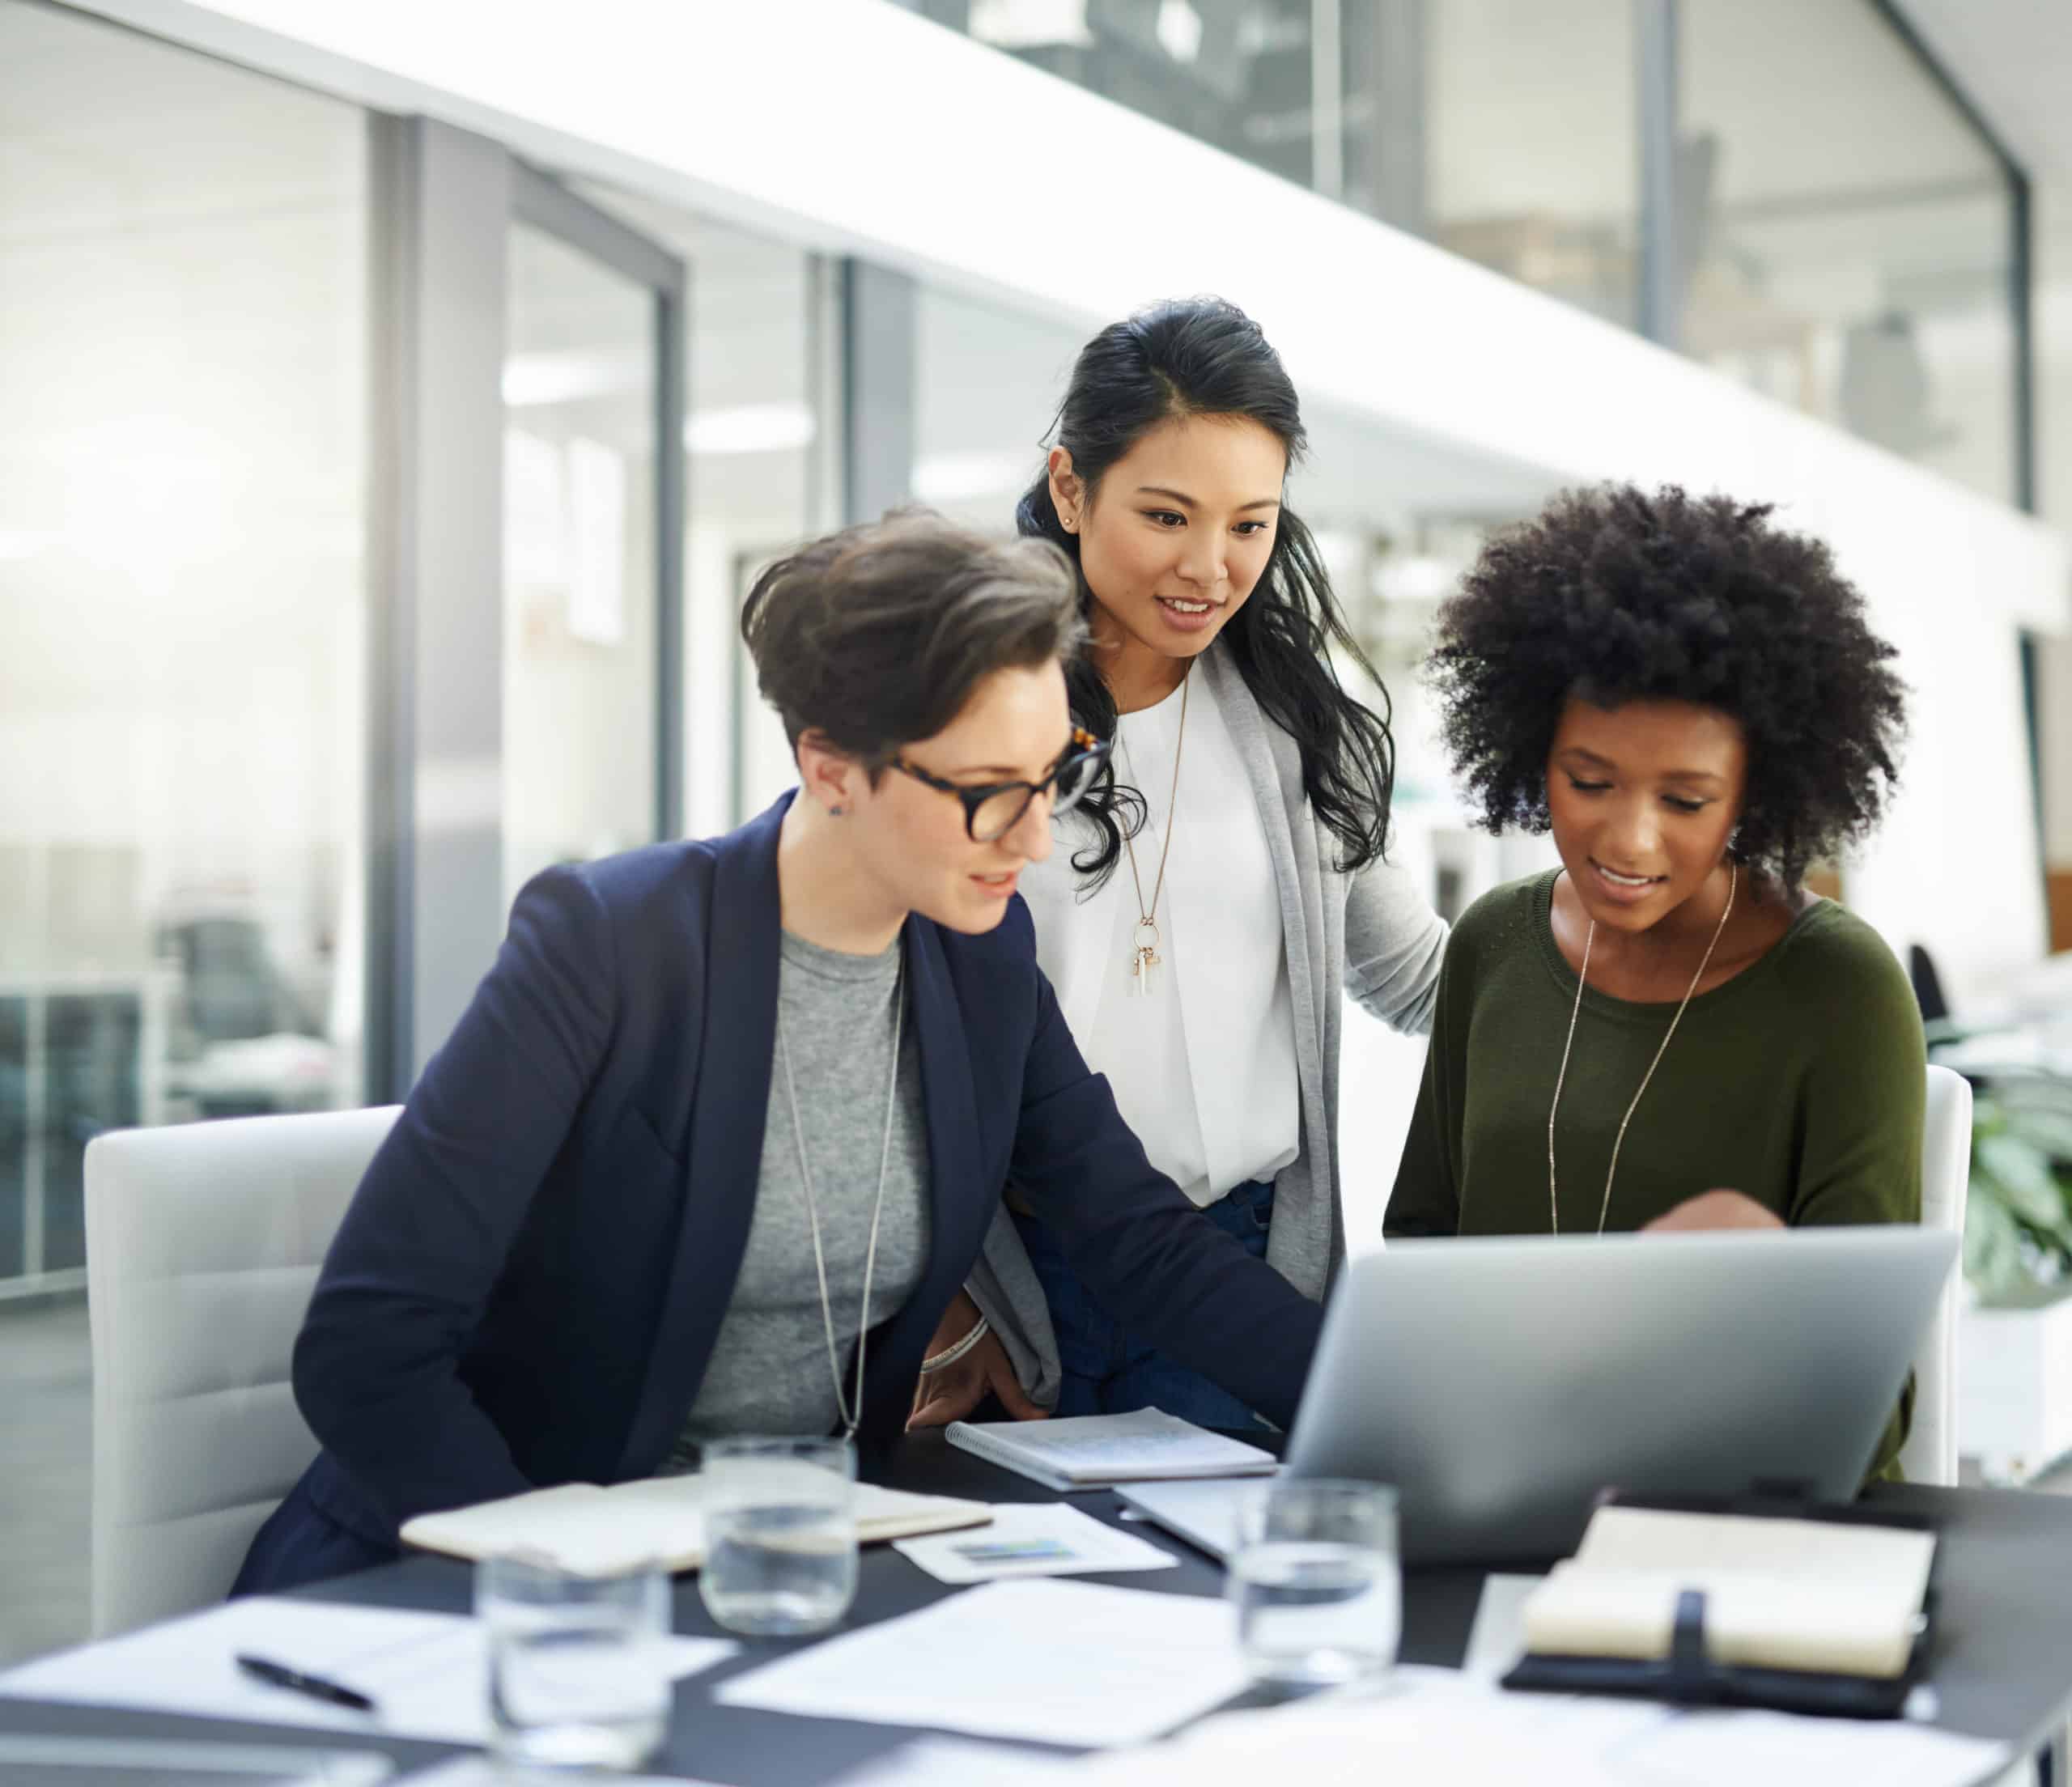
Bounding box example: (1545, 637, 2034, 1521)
(3, 0, 2072, 1662)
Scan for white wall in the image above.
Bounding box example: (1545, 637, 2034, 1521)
(2034, 185, 2072, 879)
(2046, 635, 2072, 877)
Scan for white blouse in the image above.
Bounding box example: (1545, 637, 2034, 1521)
(1018, 669, 1301, 1208)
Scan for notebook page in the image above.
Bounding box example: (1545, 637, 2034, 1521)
(602, 1475, 990, 1545)
(401, 1475, 988, 1573)
(1576, 1506, 1935, 1594)
(400, 1482, 635, 1570)
(1526, 1505, 1938, 1677)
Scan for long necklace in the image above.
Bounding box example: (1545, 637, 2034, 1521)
(775, 957, 904, 1439)
(1118, 668, 1191, 995)
(1546, 864, 1737, 1235)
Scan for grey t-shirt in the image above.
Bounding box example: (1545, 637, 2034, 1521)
(667, 930, 930, 1467)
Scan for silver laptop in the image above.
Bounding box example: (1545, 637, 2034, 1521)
(1121, 1226, 1957, 1566)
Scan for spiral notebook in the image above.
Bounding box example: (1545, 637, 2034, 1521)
(945, 1408, 1277, 1492)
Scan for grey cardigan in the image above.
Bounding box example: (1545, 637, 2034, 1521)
(968, 643, 1449, 1406)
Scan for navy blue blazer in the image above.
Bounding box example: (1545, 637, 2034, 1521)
(242, 796, 1323, 1586)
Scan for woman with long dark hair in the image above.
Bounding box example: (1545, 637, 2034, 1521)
(910, 299, 1446, 1428)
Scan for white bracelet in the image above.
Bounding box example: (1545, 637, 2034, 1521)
(919, 1315, 991, 1376)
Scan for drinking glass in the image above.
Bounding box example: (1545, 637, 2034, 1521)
(698, 1436, 858, 1636)
(478, 1553, 672, 1770)
(1225, 1479, 1400, 1689)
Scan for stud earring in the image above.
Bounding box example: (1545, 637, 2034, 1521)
(828, 804, 846, 818)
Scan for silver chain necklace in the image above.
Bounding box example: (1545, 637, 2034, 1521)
(1546, 864, 1737, 1235)
(775, 955, 904, 1440)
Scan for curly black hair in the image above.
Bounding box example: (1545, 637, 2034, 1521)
(1427, 483, 1908, 893)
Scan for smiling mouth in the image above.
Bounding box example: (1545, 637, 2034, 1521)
(1593, 860, 1665, 889)
(1157, 596, 1216, 614)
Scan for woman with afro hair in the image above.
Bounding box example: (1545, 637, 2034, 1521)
(1386, 484, 1921, 1474)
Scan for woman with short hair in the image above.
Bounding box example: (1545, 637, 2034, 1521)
(233, 511, 1324, 1594)
(1386, 483, 1921, 1475)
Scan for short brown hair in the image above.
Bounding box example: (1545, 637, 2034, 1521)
(741, 509, 1083, 773)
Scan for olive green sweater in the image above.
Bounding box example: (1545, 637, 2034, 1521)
(1385, 870, 1926, 1478)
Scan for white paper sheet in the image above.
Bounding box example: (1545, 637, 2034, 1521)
(1038, 1666, 2009, 1787)
(400, 1762, 732, 1787)
(0, 1598, 736, 1749)
(0, 1734, 393, 1785)
(1614, 1707, 2010, 1787)
(1462, 1572, 1544, 1682)
(715, 1579, 1250, 1748)
(893, 1504, 1178, 1584)
(1055, 1669, 1658, 1786)
(828, 1737, 1085, 1785)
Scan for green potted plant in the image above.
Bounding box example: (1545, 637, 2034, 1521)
(1958, 1072, 2072, 1479)
(1963, 1078, 2072, 1303)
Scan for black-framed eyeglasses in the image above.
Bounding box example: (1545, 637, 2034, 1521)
(892, 728, 1111, 843)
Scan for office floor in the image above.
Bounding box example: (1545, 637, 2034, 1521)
(8, 1294, 2072, 1672)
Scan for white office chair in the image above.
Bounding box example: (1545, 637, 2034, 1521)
(84, 1106, 400, 1636)
(1896, 1064, 1973, 1488)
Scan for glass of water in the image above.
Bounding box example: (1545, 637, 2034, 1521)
(478, 1551, 672, 1770)
(1226, 1478, 1400, 1691)
(698, 1436, 858, 1637)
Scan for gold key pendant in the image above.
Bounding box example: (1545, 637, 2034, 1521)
(1130, 919, 1162, 995)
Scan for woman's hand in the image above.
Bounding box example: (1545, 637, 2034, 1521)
(1641, 1189, 1785, 1233)
(908, 1289, 1047, 1429)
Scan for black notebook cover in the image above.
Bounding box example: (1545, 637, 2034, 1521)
(1501, 1488, 1938, 1721)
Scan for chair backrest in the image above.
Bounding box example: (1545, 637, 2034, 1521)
(1898, 1064, 1972, 1487)
(85, 1106, 400, 1636)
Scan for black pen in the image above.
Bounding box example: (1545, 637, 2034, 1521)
(235, 1653, 378, 1713)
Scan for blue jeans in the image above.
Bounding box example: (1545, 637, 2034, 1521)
(1013, 1179, 1276, 1429)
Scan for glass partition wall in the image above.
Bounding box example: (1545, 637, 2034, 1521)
(0, 6, 834, 1301)
(967, 0, 1323, 190)
(0, 0, 826, 1670)
(940, 0, 2032, 508)
(0, 1, 369, 1297)
(562, 189, 830, 842)
(1678, 0, 2022, 506)
(502, 221, 664, 910)
(1423, 0, 1642, 332)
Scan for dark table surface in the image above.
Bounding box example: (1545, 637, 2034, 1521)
(8, 1437, 2072, 1784)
